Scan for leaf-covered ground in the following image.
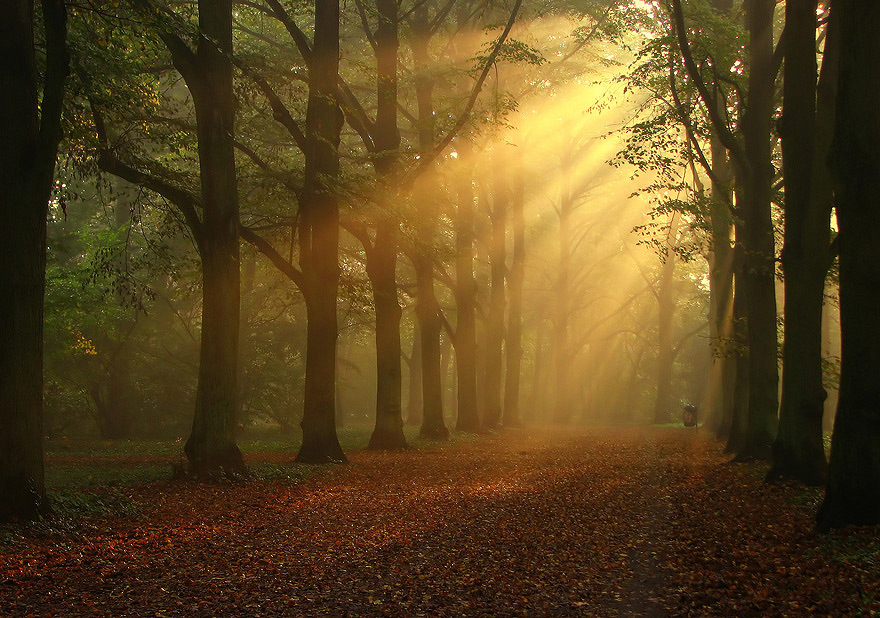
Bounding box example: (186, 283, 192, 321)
(2, 427, 878, 617)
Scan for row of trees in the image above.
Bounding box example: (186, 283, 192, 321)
(1, 0, 878, 532)
(618, 0, 878, 529)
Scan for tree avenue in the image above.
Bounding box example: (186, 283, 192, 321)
(0, 0, 878, 535)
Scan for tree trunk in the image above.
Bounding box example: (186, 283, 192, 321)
(770, 0, 837, 485)
(411, 6, 448, 441)
(503, 157, 525, 428)
(183, 0, 246, 476)
(453, 146, 480, 432)
(553, 157, 573, 423)
(706, 135, 736, 437)
(734, 0, 779, 460)
(367, 223, 407, 448)
(295, 0, 346, 463)
(725, 239, 751, 454)
(366, 0, 407, 450)
(0, 0, 67, 521)
(653, 219, 678, 424)
(817, 0, 880, 531)
(483, 156, 508, 428)
(405, 316, 423, 425)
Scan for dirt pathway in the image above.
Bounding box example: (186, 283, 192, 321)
(1, 427, 877, 616)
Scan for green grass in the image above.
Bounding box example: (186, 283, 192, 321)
(26, 422, 480, 536)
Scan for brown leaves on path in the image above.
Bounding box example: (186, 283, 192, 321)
(1, 427, 878, 617)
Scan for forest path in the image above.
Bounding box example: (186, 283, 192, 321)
(2, 426, 878, 617)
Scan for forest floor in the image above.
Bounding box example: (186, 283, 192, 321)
(1, 426, 879, 617)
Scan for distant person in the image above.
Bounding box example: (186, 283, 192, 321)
(683, 403, 698, 427)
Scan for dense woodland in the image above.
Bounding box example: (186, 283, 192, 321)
(1, 0, 878, 538)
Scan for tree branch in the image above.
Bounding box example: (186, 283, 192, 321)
(668, 0, 747, 169)
(238, 224, 307, 291)
(408, 0, 523, 180)
(264, 0, 313, 67)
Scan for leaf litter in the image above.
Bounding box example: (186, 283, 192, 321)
(1, 426, 878, 617)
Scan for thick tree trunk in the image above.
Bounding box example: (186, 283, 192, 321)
(415, 253, 449, 440)
(295, 0, 346, 463)
(734, 0, 779, 460)
(453, 148, 480, 432)
(183, 0, 245, 476)
(483, 157, 508, 428)
(503, 159, 525, 428)
(411, 7, 448, 441)
(770, 0, 837, 485)
(817, 0, 880, 531)
(367, 224, 407, 448)
(366, 0, 407, 450)
(0, 0, 67, 521)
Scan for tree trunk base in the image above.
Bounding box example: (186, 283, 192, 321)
(367, 426, 408, 450)
(184, 442, 248, 480)
(419, 421, 449, 441)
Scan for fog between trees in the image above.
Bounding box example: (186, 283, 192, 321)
(4, 0, 877, 531)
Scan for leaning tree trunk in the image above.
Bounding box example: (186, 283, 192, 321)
(295, 0, 346, 463)
(182, 0, 246, 476)
(0, 0, 67, 521)
(770, 0, 837, 485)
(817, 0, 880, 531)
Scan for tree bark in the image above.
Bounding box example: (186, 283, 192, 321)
(725, 237, 751, 454)
(653, 218, 678, 424)
(483, 155, 508, 429)
(0, 0, 67, 521)
(180, 0, 245, 476)
(734, 0, 779, 460)
(453, 146, 481, 432)
(705, 136, 736, 437)
(770, 0, 838, 485)
(366, 222, 407, 448)
(366, 0, 407, 450)
(405, 316, 423, 425)
(411, 5, 448, 441)
(553, 155, 573, 423)
(817, 0, 880, 531)
(502, 156, 525, 428)
(295, 0, 346, 463)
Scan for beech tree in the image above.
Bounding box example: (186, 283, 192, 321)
(0, 0, 68, 521)
(816, 0, 880, 531)
(93, 0, 246, 476)
(769, 1, 838, 485)
(670, 0, 779, 459)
